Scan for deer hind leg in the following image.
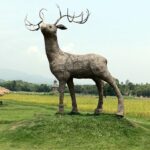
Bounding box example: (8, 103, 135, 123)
(102, 71, 124, 116)
(93, 78, 104, 115)
(67, 78, 78, 114)
(57, 81, 66, 114)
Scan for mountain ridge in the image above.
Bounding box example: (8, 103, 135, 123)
(0, 69, 52, 84)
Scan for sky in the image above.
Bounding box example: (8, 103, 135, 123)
(0, 0, 150, 84)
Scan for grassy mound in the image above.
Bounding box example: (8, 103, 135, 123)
(0, 99, 150, 150)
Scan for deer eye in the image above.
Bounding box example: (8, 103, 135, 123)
(49, 25, 52, 28)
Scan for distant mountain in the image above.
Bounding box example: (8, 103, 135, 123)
(0, 69, 94, 85)
(0, 69, 53, 84)
(0, 79, 5, 83)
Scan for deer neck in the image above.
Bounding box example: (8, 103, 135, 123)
(44, 33, 61, 62)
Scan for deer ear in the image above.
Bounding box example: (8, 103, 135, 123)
(56, 24, 67, 30)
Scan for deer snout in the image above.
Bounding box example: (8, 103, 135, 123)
(40, 23, 47, 29)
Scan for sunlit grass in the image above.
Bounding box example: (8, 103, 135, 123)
(0, 93, 150, 117)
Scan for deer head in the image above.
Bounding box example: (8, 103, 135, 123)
(25, 5, 90, 37)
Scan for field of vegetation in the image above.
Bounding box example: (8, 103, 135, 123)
(0, 93, 150, 150)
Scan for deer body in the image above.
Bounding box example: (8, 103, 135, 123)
(44, 29, 108, 81)
(25, 7, 124, 116)
(51, 52, 107, 79)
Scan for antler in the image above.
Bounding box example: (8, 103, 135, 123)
(25, 8, 47, 31)
(54, 5, 90, 25)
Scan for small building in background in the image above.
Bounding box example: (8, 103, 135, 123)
(51, 80, 59, 93)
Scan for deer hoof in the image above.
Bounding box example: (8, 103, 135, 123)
(116, 111, 124, 117)
(94, 108, 103, 115)
(55, 104, 64, 115)
(55, 111, 64, 115)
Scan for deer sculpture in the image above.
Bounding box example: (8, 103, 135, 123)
(25, 6, 124, 116)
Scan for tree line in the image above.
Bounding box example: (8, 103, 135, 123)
(0, 80, 150, 97)
(0, 80, 50, 93)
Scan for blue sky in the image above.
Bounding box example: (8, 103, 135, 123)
(0, 0, 150, 83)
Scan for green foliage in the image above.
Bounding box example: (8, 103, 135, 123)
(73, 81, 150, 97)
(0, 80, 50, 92)
(0, 79, 150, 97)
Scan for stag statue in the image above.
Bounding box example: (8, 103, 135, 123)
(25, 6, 124, 116)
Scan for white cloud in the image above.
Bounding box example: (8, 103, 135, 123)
(26, 46, 46, 62)
(62, 42, 90, 54)
(27, 46, 39, 55)
(62, 42, 76, 54)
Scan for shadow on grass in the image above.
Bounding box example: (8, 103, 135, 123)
(56, 111, 124, 119)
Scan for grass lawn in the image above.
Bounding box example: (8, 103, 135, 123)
(0, 93, 150, 150)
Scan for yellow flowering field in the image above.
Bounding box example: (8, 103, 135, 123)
(1, 93, 150, 117)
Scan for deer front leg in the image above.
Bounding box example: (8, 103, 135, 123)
(67, 78, 78, 114)
(94, 79, 104, 115)
(58, 81, 66, 114)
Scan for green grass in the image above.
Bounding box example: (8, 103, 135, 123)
(0, 93, 150, 150)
